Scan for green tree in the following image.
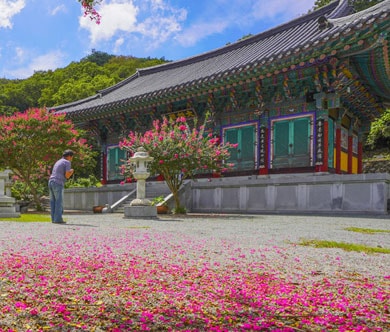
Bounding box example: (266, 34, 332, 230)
(365, 109, 390, 149)
(51, 75, 115, 105)
(313, 0, 332, 8)
(0, 108, 97, 210)
(0, 53, 169, 114)
(314, 0, 383, 11)
(81, 50, 115, 66)
(0, 80, 31, 112)
(38, 62, 113, 106)
(119, 115, 237, 212)
(0, 105, 19, 117)
(104, 56, 169, 81)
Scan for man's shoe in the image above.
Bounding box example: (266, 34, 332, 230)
(52, 221, 66, 224)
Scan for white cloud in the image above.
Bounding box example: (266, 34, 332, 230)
(251, 0, 314, 20)
(50, 4, 67, 16)
(77, 0, 313, 55)
(113, 37, 124, 53)
(175, 0, 314, 47)
(137, 14, 182, 41)
(5, 50, 66, 78)
(80, 1, 139, 44)
(80, 0, 187, 51)
(30, 51, 66, 71)
(0, 0, 26, 29)
(14, 46, 26, 62)
(175, 20, 228, 47)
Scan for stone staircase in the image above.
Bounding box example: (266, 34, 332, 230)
(110, 184, 171, 213)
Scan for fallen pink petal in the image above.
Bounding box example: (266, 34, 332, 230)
(0, 215, 389, 331)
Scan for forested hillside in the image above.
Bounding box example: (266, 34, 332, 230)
(0, 51, 169, 116)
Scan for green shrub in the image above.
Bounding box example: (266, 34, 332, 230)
(65, 175, 102, 188)
(12, 180, 47, 201)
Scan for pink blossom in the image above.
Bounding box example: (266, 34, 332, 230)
(176, 116, 186, 123)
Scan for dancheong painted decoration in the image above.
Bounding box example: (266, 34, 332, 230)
(52, 0, 390, 184)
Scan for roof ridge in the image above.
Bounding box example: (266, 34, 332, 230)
(134, 1, 341, 77)
(97, 72, 139, 95)
(328, 0, 389, 26)
(51, 94, 102, 112)
(327, 0, 354, 19)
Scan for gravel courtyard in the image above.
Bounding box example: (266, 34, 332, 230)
(1, 213, 389, 279)
(0, 213, 389, 331)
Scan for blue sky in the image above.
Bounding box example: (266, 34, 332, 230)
(0, 0, 315, 79)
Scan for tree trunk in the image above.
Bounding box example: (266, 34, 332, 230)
(26, 179, 44, 211)
(172, 190, 181, 210)
(163, 170, 185, 213)
(31, 188, 43, 211)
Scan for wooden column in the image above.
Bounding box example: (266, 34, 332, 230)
(358, 140, 363, 174)
(101, 150, 107, 185)
(347, 133, 353, 174)
(335, 125, 341, 174)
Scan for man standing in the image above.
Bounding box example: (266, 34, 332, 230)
(48, 150, 74, 224)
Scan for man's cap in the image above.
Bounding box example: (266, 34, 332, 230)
(63, 150, 74, 157)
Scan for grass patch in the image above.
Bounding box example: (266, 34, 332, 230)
(344, 227, 390, 234)
(0, 214, 51, 222)
(299, 239, 390, 254)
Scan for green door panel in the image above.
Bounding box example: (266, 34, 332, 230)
(274, 121, 289, 156)
(107, 147, 126, 180)
(241, 126, 255, 162)
(224, 125, 256, 170)
(272, 116, 312, 168)
(293, 118, 310, 155)
(225, 129, 238, 161)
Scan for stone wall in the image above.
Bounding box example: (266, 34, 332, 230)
(64, 173, 389, 215)
(188, 173, 389, 215)
(363, 159, 390, 174)
(363, 149, 390, 174)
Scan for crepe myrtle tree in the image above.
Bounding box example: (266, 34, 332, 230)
(79, 0, 102, 24)
(119, 115, 237, 212)
(0, 108, 96, 210)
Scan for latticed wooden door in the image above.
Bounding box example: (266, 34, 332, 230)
(107, 146, 127, 180)
(224, 125, 257, 170)
(271, 116, 312, 168)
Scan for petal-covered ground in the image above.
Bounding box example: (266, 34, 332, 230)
(0, 216, 389, 331)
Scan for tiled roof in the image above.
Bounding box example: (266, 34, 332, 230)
(53, 0, 389, 116)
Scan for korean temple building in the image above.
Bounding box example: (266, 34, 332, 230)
(53, 0, 390, 186)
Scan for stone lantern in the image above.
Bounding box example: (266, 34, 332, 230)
(124, 147, 157, 218)
(129, 147, 153, 206)
(0, 169, 20, 218)
(3, 169, 13, 197)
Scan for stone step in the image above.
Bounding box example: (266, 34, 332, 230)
(113, 195, 169, 213)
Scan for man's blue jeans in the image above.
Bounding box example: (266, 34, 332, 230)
(48, 181, 64, 222)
